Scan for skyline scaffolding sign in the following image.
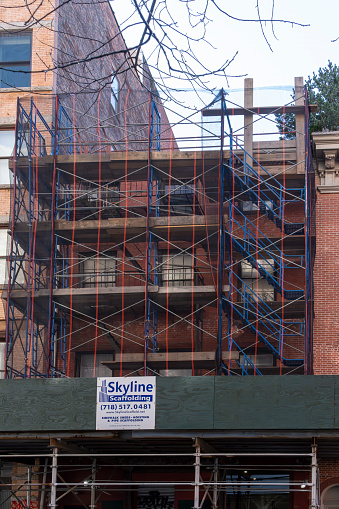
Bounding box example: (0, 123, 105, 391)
(96, 377, 156, 430)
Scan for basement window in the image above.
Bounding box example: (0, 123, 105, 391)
(0, 32, 31, 88)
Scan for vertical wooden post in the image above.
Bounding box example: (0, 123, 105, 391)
(244, 78, 253, 160)
(295, 76, 305, 174)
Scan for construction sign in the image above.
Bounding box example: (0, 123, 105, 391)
(96, 377, 156, 430)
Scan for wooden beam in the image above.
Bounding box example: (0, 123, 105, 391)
(194, 437, 218, 454)
(102, 350, 239, 371)
(50, 438, 92, 455)
(295, 77, 306, 174)
(202, 105, 316, 117)
(244, 78, 253, 159)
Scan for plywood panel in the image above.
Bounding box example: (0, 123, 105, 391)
(0, 378, 96, 431)
(214, 376, 335, 430)
(156, 377, 214, 429)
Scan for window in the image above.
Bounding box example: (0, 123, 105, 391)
(159, 368, 192, 376)
(86, 182, 120, 209)
(161, 253, 193, 287)
(239, 351, 275, 368)
(0, 229, 8, 285)
(0, 462, 12, 509)
(0, 130, 15, 184)
(323, 484, 339, 508)
(77, 351, 113, 378)
(0, 341, 5, 379)
(0, 32, 31, 88)
(79, 253, 117, 288)
(224, 472, 290, 509)
(111, 74, 119, 112)
(239, 200, 273, 213)
(162, 182, 196, 215)
(241, 259, 274, 303)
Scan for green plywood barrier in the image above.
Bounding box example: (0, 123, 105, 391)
(214, 376, 335, 430)
(0, 376, 338, 432)
(0, 378, 96, 431)
(156, 376, 214, 429)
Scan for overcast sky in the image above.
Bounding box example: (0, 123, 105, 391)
(110, 0, 339, 143)
(111, 0, 339, 89)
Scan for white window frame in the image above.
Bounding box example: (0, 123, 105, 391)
(0, 129, 15, 185)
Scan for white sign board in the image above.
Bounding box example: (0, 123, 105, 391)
(96, 377, 156, 430)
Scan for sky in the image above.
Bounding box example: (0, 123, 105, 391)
(110, 0, 339, 144)
(111, 0, 339, 89)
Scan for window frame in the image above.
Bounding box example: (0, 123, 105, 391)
(0, 31, 32, 89)
(75, 350, 114, 378)
(0, 128, 15, 185)
(238, 199, 273, 213)
(111, 74, 119, 112)
(240, 259, 275, 303)
(79, 252, 117, 288)
(0, 341, 5, 379)
(160, 251, 194, 287)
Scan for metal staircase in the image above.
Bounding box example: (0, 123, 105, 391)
(222, 144, 306, 372)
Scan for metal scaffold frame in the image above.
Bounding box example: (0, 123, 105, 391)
(0, 439, 320, 509)
(4, 80, 314, 378)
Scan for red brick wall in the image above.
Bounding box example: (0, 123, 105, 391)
(313, 174, 339, 374)
(319, 457, 339, 505)
(55, 0, 175, 150)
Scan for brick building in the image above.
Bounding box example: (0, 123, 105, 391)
(0, 2, 339, 508)
(0, 0, 173, 376)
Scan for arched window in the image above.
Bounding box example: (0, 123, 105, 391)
(323, 484, 339, 508)
(111, 74, 119, 112)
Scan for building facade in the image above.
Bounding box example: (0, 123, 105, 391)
(0, 2, 339, 506)
(0, 0, 173, 379)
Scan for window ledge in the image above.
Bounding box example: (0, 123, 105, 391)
(0, 86, 52, 94)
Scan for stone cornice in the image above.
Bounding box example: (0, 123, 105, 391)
(317, 185, 339, 194)
(312, 131, 339, 190)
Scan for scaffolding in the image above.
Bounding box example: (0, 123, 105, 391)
(4, 79, 315, 378)
(0, 437, 320, 509)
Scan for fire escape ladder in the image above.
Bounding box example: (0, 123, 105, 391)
(224, 148, 305, 235)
